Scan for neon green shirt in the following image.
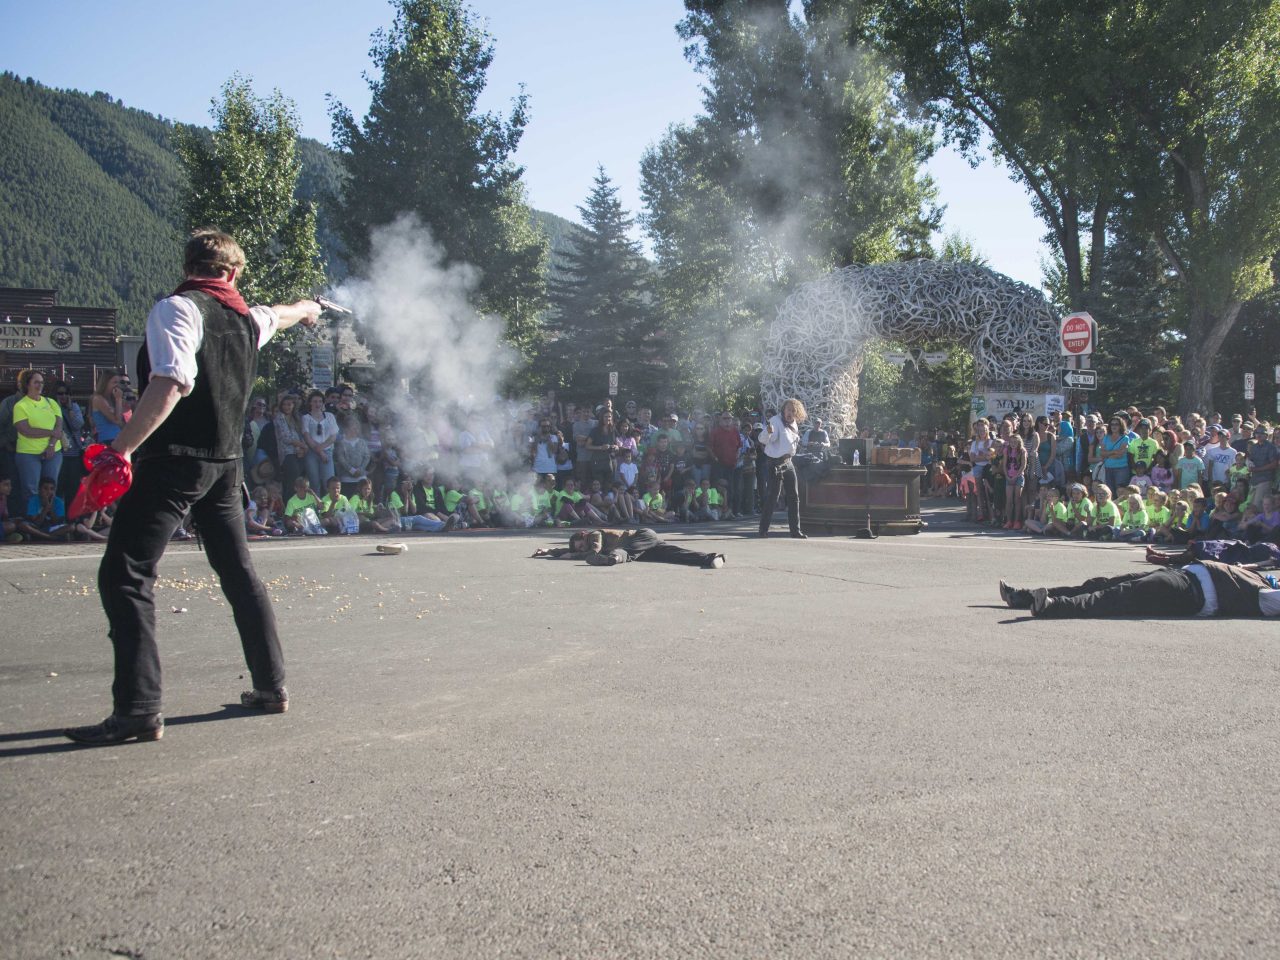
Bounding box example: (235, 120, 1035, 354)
(13, 396, 64, 455)
(1047, 501, 1068, 522)
(347, 494, 374, 517)
(1128, 437, 1159, 467)
(444, 489, 465, 513)
(533, 490, 552, 512)
(285, 492, 319, 517)
(321, 493, 350, 514)
(1120, 504, 1149, 530)
(706, 488, 723, 506)
(468, 488, 487, 511)
(507, 492, 528, 514)
(1147, 506, 1171, 528)
(388, 491, 410, 513)
(553, 489, 582, 512)
(644, 492, 665, 511)
(1095, 501, 1120, 526)
(1069, 498, 1094, 523)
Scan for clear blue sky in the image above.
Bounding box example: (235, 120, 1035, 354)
(2, 0, 1049, 287)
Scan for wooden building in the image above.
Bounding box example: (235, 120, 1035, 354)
(0, 287, 120, 399)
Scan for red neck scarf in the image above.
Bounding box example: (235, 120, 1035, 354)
(172, 277, 250, 316)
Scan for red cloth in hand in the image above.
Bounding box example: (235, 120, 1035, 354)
(171, 277, 250, 316)
(69, 443, 133, 518)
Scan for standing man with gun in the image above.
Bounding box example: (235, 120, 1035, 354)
(758, 398, 808, 539)
(65, 229, 323, 746)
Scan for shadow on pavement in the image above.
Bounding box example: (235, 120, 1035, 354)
(0, 706, 258, 758)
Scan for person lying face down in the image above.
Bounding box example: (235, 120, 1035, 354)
(530, 527, 724, 569)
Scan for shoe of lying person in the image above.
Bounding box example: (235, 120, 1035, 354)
(64, 713, 164, 746)
(1028, 588, 1052, 617)
(240, 687, 289, 713)
(999, 580, 1035, 609)
(704, 554, 726, 569)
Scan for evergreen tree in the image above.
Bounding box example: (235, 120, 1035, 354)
(175, 75, 326, 389)
(544, 167, 664, 401)
(329, 0, 547, 352)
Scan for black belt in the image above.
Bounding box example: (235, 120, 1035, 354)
(772, 454, 792, 463)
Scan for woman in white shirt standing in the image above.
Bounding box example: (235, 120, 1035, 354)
(301, 390, 339, 493)
(758, 397, 808, 538)
(967, 419, 994, 523)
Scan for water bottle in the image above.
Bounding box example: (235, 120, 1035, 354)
(851, 449, 860, 466)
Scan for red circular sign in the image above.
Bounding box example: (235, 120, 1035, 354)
(1061, 315, 1092, 354)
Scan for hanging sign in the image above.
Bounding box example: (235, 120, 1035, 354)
(0, 321, 81, 353)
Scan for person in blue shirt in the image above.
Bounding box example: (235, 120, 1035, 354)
(15, 476, 76, 541)
(1051, 410, 1075, 481)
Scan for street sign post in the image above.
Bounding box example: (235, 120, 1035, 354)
(1244, 372, 1256, 401)
(1060, 312, 1095, 356)
(608, 371, 619, 397)
(1062, 369, 1098, 390)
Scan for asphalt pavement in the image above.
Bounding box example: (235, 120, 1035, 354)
(2, 505, 1277, 959)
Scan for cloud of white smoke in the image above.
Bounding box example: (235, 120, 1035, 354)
(331, 214, 526, 489)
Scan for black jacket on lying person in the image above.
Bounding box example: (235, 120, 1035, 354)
(535, 527, 722, 568)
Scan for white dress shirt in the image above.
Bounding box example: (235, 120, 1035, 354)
(144, 295, 280, 396)
(760, 414, 801, 459)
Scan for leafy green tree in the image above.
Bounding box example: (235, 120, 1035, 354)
(865, 0, 1280, 413)
(175, 75, 325, 388)
(1110, 0, 1280, 413)
(329, 0, 546, 352)
(678, 0, 940, 272)
(543, 167, 664, 400)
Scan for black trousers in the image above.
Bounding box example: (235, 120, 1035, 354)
(1039, 568, 1204, 619)
(100, 456, 284, 715)
(759, 456, 800, 535)
(621, 528, 717, 566)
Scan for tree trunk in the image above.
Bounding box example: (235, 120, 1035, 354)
(1177, 301, 1243, 416)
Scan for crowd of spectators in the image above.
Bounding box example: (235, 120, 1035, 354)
(0, 376, 835, 543)
(918, 405, 1279, 546)
(4, 366, 1275, 552)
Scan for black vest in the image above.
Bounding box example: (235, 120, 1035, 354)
(137, 291, 259, 460)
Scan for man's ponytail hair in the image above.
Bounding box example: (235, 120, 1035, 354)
(183, 228, 247, 278)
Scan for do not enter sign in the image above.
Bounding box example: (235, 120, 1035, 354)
(1060, 312, 1094, 356)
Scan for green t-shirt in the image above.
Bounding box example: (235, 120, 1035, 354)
(706, 488, 723, 506)
(644, 491, 665, 511)
(1147, 506, 1171, 528)
(1095, 500, 1120, 526)
(1120, 504, 1149, 529)
(443, 489, 465, 513)
(347, 494, 375, 516)
(1047, 501, 1069, 522)
(1128, 437, 1160, 467)
(1069, 498, 1095, 522)
(468, 489, 487, 511)
(419, 486, 437, 510)
(321, 493, 350, 514)
(533, 490, 552, 511)
(285, 492, 319, 517)
(389, 491, 409, 513)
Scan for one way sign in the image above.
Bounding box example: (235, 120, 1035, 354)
(1063, 369, 1098, 390)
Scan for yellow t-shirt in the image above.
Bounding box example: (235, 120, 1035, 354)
(13, 396, 63, 455)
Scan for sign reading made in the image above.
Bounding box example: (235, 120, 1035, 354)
(0, 322, 81, 353)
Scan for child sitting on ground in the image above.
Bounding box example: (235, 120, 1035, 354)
(607, 480, 636, 524)
(640, 479, 674, 523)
(1240, 495, 1279, 543)
(1086, 484, 1120, 540)
(1064, 482, 1094, 538)
(1144, 489, 1172, 543)
(531, 474, 556, 527)
(349, 477, 397, 534)
(283, 476, 321, 534)
(390, 478, 455, 532)
(1208, 493, 1242, 539)
(709, 479, 732, 520)
(245, 485, 283, 537)
(1023, 486, 1062, 536)
(319, 476, 354, 534)
(1115, 493, 1151, 542)
(18, 477, 99, 541)
(616, 448, 639, 491)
